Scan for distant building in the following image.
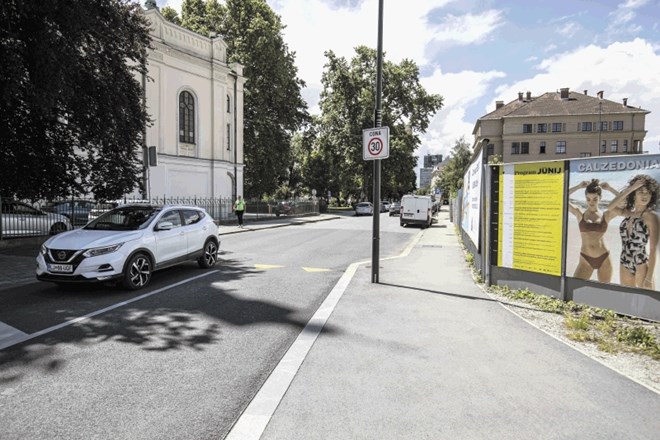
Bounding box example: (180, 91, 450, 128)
(420, 167, 433, 189)
(423, 154, 443, 168)
(472, 88, 650, 163)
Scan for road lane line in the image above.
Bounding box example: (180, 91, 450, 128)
(0, 271, 218, 351)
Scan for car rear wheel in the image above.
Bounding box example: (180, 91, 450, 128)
(122, 253, 152, 290)
(198, 239, 218, 268)
(49, 222, 68, 235)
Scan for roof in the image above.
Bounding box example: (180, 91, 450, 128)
(479, 91, 650, 121)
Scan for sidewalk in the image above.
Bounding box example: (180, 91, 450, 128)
(0, 214, 341, 288)
(228, 209, 660, 440)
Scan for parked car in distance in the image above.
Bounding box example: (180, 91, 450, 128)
(1, 200, 72, 238)
(43, 200, 97, 226)
(355, 202, 374, 216)
(389, 201, 401, 216)
(380, 201, 391, 213)
(37, 204, 219, 290)
(88, 199, 150, 222)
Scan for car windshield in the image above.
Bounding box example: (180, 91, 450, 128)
(85, 206, 160, 231)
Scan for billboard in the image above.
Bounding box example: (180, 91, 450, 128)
(497, 162, 565, 276)
(567, 155, 660, 291)
(461, 158, 482, 246)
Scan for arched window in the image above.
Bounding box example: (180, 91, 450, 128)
(226, 94, 231, 113)
(179, 91, 195, 143)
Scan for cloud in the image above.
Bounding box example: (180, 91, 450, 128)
(427, 10, 505, 48)
(556, 21, 581, 38)
(607, 0, 649, 36)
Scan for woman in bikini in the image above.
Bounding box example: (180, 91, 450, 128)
(608, 174, 660, 289)
(569, 179, 619, 282)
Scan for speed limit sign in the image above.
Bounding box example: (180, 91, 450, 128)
(363, 126, 389, 160)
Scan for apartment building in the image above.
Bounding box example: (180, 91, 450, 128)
(472, 88, 650, 163)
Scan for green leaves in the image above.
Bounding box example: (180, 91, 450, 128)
(0, 0, 151, 200)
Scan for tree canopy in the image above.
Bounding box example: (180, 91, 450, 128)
(0, 0, 151, 200)
(169, 0, 310, 199)
(437, 136, 473, 198)
(305, 46, 443, 202)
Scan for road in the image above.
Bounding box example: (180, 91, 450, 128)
(0, 212, 414, 440)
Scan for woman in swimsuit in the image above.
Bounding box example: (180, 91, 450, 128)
(608, 174, 660, 289)
(568, 179, 619, 282)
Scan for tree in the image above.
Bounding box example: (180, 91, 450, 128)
(438, 136, 473, 198)
(170, 0, 309, 198)
(0, 0, 151, 200)
(312, 47, 442, 202)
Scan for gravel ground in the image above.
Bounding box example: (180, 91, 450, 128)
(483, 288, 660, 394)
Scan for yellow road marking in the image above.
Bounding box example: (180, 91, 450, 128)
(255, 264, 285, 270)
(302, 267, 332, 273)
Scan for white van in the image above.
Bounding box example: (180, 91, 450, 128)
(400, 195, 432, 228)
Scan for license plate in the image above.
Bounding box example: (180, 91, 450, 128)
(403, 213, 413, 217)
(48, 264, 73, 273)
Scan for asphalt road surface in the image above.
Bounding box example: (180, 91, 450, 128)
(0, 213, 415, 440)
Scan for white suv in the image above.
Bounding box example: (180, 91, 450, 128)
(37, 204, 219, 290)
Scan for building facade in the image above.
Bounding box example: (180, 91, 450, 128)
(139, 5, 245, 199)
(420, 167, 433, 189)
(472, 88, 650, 163)
(423, 154, 444, 168)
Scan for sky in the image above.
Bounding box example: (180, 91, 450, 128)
(153, 0, 660, 183)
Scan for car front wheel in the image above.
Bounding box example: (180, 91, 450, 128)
(123, 253, 152, 290)
(198, 239, 218, 268)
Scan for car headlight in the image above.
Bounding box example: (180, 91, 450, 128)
(83, 243, 123, 258)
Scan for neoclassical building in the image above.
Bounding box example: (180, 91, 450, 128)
(139, 4, 245, 199)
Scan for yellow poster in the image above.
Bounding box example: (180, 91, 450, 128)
(498, 162, 565, 275)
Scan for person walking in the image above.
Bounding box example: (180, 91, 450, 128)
(233, 195, 246, 228)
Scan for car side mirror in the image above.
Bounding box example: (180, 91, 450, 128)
(155, 221, 175, 231)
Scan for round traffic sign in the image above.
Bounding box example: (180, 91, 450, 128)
(367, 137, 384, 156)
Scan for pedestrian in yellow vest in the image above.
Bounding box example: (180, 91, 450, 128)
(233, 195, 246, 228)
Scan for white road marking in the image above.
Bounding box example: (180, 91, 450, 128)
(0, 271, 218, 351)
(0, 321, 28, 350)
(225, 230, 424, 440)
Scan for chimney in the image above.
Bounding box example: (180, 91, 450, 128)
(560, 87, 569, 99)
(597, 91, 604, 99)
(496, 100, 504, 110)
(584, 90, 588, 95)
(518, 92, 523, 101)
(623, 98, 628, 107)
(526, 91, 531, 100)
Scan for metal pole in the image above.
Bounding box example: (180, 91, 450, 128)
(372, 0, 384, 283)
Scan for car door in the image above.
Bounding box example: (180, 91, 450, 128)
(152, 209, 187, 264)
(1, 201, 44, 237)
(181, 209, 209, 256)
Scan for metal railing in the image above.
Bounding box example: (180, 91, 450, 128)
(0, 195, 320, 240)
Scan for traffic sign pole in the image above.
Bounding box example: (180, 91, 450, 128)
(372, 0, 384, 284)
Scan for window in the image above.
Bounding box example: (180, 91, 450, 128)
(552, 123, 563, 133)
(511, 142, 520, 155)
(611, 140, 618, 153)
(623, 139, 629, 153)
(613, 121, 623, 131)
(521, 142, 529, 154)
(523, 124, 533, 134)
(600, 121, 608, 131)
(580, 152, 592, 157)
(539, 141, 546, 154)
(600, 140, 607, 154)
(227, 124, 231, 151)
(486, 144, 494, 156)
(580, 122, 592, 132)
(556, 141, 566, 154)
(182, 209, 204, 225)
(226, 94, 231, 113)
(179, 91, 195, 144)
(537, 123, 547, 133)
(160, 210, 182, 228)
